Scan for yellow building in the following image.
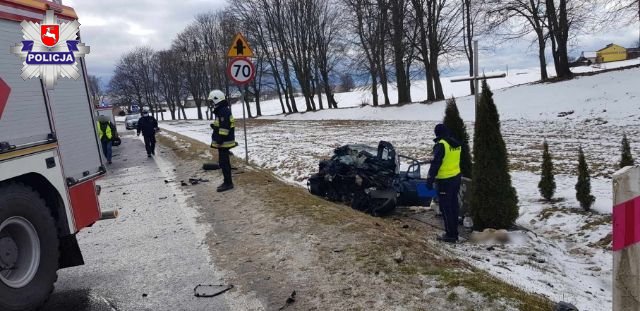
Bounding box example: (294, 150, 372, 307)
(596, 44, 627, 63)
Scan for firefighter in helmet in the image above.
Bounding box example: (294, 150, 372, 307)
(208, 90, 238, 192)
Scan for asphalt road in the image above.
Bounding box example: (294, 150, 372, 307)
(42, 129, 232, 311)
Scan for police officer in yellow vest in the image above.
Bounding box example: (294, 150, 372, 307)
(208, 90, 238, 192)
(97, 115, 117, 165)
(426, 124, 462, 243)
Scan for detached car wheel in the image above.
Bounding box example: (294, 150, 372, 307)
(0, 183, 59, 311)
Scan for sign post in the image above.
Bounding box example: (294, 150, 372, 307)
(226, 33, 255, 164)
(613, 166, 640, 311)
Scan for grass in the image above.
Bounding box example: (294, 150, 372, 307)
(157, 129, 556, 310)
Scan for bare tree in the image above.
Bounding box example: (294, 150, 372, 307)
(489, 0, 550, 81)
(605, 0, 639, 45)
(389, 0, 412, 104)
(412, 0, 461, 100)
(155, 49, 187, 120)
(462, 0, 490, 92)
(173, 24, 209, 120)
(545, 0, 596, 79)
(343, 0, 391, 106)
(88, 75, 105, 106)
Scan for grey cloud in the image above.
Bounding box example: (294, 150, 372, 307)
(64, 0, 228, 80)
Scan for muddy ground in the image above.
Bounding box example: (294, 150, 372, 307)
(156, 131, 553, 311)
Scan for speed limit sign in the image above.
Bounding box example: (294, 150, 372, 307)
(227, 57, 255, 85)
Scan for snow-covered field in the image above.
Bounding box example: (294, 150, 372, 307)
(162, 59, 640, 121)
(155, 65, 640, 310)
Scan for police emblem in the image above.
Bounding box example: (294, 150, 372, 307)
(11, 10, 90, 89)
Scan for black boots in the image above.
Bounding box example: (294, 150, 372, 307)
(216, 183, 234, 192)
(436, 234, 458, 244)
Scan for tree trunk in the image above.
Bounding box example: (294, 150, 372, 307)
(429, 50, 444, 100)
(463, 0, 475, 95)
(536, 30, 548, 81)
(321, 69, 338, 109)
(370, 69, 379, 107)
(390, 0, 411, 104)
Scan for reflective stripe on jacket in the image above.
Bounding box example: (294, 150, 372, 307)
(97, 122, 113, 140)
(211, 102, 237, 149)
(435, 139, 461, 179)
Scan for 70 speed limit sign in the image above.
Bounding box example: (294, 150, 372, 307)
(227, 57, 255, 85)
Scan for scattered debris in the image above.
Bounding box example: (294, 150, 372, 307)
(180, 181, 188, 187)
(122, 192, 128, 195)
(202, 162, 220, 171)
(553, 301, 578, 311)
(278, 291, 297, 310)
(188, 178, 210, 185)
(393, 249, 404, 263)
(557, 110, 575, 118)
(142, 293, 148, 298)
(402, 224, 409, 229)
(159, 196, 168, 200)
(193, 284, 234, 298)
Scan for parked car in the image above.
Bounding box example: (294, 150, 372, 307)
(125, 114, 140, 130)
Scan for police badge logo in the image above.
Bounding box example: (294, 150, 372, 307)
(11, 10, 90, 89)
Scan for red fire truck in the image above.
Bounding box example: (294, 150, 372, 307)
(0, 1, 112, 310)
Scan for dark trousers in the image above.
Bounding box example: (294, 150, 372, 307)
(143, 135, 156, 155)
(218, 148, 232, 185)
(436, 174, 461, 239)
(101, 140, 112, 162)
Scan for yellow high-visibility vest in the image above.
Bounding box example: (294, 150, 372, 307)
(436, 139, 461, 179)
(97, 122, 112, 140)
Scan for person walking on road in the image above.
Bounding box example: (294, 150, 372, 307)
(136, 108, 159, 157)
(426, 124, 462, 243)
(97, 115, 117, 164)
(208, 90, 238, 192)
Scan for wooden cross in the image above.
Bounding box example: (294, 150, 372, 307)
(450, 40, 506, 114)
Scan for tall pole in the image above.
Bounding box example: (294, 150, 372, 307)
(473, 40, 479, 111)
(241, 87, 249, 163)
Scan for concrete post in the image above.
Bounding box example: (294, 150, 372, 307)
(613, 166, 640, 311)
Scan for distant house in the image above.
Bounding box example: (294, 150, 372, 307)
(596, 44, 627, 63)
(581, 51, 597, 63)
(628, 47, 640, 60)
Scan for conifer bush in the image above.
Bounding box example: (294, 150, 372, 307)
(470, 81, 519, 230)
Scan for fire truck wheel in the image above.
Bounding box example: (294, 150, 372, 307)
(0, 183, 59, 311)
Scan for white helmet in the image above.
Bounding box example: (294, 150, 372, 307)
(207, 90, 225, 105)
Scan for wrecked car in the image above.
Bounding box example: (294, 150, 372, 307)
(307, 141, 437, 216)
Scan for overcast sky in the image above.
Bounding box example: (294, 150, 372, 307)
(64, 0, 639, 82)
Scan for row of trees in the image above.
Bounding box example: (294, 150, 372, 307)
(440, 81, 636, 229)
(539, 133, 636, 211)
(106, 0, 640, 119)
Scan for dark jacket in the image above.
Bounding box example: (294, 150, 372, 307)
(210, 101, 237, 149)
(137, 115, 158, 137)
(427, 129, 461, 186)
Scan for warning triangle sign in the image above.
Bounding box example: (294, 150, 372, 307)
(227, 33, 254, 58)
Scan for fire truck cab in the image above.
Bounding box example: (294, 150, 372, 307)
(0, 1, 108, 310)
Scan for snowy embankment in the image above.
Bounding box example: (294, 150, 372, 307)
(167, 59, 640, 121)
(158, 65, 640, 310)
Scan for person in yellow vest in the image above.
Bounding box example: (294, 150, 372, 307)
(97, 115, 117, 165)
(426, 124, 462, 243)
